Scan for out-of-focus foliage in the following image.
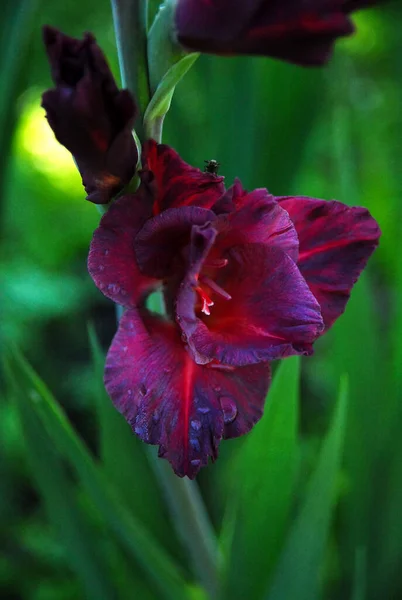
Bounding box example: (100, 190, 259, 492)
(1, 1, 401, 599)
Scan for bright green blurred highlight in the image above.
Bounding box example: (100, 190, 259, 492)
(16, 93, 81, 192)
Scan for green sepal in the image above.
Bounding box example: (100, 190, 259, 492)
(145, 0, 199, 140)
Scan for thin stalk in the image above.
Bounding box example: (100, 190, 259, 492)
(109, 3, 220, 597)
(111, 0, 150, 139)
(147, 447, 220, 599)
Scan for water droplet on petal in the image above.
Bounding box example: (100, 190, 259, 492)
(190, 438, 201, 452)
(197, 406, 210, 415)
(134, 425, 144, 436)
(214, 386, 221, 393)
(127, 388, 133, 397)
(191, 459, 201, 467)
(176, 316, 182, 323)
(153, 411, 160, 423)
(139, 384, 147, 397)
(107, 283, 121, 295)
(163, 367, 171, 374)
(98, 264, 105, 272)
(181, 333, 187, 343)
(191, 419, 202, 431)
(104, 249, 109, 256)
(220, 397, 238, 424)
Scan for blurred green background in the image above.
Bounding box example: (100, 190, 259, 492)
(1, 1, 401, 599)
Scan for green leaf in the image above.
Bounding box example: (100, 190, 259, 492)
(7, 347, 189, 600)
(145, 1, 198, 140)
(329, 274, 389, 568)
(144, 53, 199, 140)
(265, 376, 348, 600)
(221, 357, 300, 600)
(6, 369, 116, 600)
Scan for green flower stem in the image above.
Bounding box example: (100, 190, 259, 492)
(109, 3, 220, 597)
(111, 0, 150, 140)
(146, 447, 220, 599)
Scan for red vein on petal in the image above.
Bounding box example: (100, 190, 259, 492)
(298, 238, 362, 261)
(183, 354, 195, 474)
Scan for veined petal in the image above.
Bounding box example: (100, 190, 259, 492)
(277, 196, 381, 329)
(88, 191, 157, 307)
(177, 243, 324, 366)
(134, 206, 217, 279)
(104, 309, 271, 478)
(215, 183, 299, 261)
(143, 140, 225, 214)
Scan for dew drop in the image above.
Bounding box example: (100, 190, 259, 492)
(197, 406, 210, 415)
(190, 438, 201, 452)
(153, 411, 160, 423)
(214, 386, 221, 393)
(98, 264, 105, 272)
(127, 388, 133, 397)
(163, 367, 172, 374)
(176, 316, 182, 323)
(181, 332, 187, 343)
(139, 384, 147, 397)
(191, 419, 202, 431)
(107, 283, 120, 294)
(134, 425, 144, 436)
(220, 397, 238, 424)
(191, 459, 201, 467)
(103, 249, 109, 256)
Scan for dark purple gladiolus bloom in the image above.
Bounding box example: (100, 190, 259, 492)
(175, 0, 380, 66)
(42, 26, 138, 204)
(88, 140, 380, 478)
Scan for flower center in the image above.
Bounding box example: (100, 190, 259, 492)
(195, 258, 232, 316)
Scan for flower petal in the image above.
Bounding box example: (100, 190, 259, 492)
(134, 206, 217, 278)
(178, 242, 324, 366)
(105, 309, 271, 478)
(277, 196, 381, 329)
(88, 191, 157, 306)
(143, 140, 225, 214)
(175, 0, 355, 66)
(215, 183, 299, 261)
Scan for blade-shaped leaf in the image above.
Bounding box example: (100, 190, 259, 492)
(7, 348, 189, 600)
(7, 376, 116, 600)
(265, 376, 348, 600)
(221, 357, 300, 600)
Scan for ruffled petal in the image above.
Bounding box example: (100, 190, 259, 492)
(215, 182, 299, 261)
(143, 140, 225, 214)
(104, 309, 271, 478)
(277, 196, 380, 329)
(177, 242, 324, 366)
(134, 206, 217, 278)
(88, 191, 157, 306)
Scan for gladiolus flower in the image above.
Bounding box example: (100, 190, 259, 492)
(174, 0, 381, 66)
(88, 141, 380, 477)
(42, 26, 138, 204)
